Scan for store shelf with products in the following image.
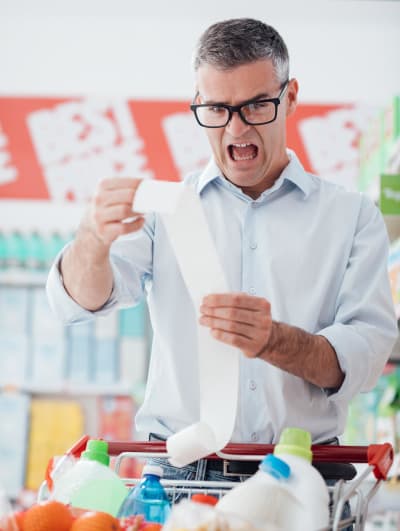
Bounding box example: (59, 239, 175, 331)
(0, 391, 140, 501)
(360, 95, 400, 360)
(0, 275, 150, 398)
(0, 228, 151, 392)
(0, 231, 151, 501)
(342, 97, 400, 525)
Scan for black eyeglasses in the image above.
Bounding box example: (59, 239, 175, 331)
(190, 80, 289, 128)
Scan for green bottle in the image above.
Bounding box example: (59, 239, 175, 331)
(52, 439, 128, 516)
(26, 231, 46, 271)
(6, 231, 27, 268)
(45, 232, 65, 267)
(0, 231, 7, 269)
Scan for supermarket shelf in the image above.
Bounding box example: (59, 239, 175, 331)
(0, 382, 134, 396)
(0, 270, 48, 286)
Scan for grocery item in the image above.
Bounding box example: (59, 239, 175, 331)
(22, 500, 74, 531)
(117, 465, 170, 524)
(163, 498, 262, 531)
(216, 454, 300, 530)
(70, 510, 121, 530)
(118, 514, 145, 531)
(274, 427, 330, 530)
(51, 439, 128, 517)
(0, 479, 18, 531)
(191, 493, 218, 506)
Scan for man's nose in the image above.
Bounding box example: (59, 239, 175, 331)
(225, 111, 251, 137)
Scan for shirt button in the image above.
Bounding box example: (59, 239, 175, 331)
(248, 287, 256, 295)
(250, 243, 258, 250)
(251, 432, 259, 442)
(249, 380, 257, 390)
(251, 202, 257, 209)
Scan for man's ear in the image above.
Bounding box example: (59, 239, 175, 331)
(286, 78, 299, 117)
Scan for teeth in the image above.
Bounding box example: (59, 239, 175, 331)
(234, 155, 254, 160)
(232, 143, 252, 147)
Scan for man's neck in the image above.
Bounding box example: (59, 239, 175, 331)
(239, 153, 291, 199)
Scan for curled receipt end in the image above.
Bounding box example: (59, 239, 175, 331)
(167, 422, 217, 468)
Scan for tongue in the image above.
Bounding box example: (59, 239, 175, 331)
(231, 144, 257, 160)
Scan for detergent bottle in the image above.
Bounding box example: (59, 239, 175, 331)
(274, 427, 330, 530)
(52, 439, 128, 517)
(216, 453, 302, 530)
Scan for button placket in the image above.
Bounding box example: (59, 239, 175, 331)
(243, 201, 260, 299)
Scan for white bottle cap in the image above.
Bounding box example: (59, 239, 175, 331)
(142, 465, 164, 478)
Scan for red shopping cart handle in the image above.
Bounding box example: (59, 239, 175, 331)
(107, 441, 394, 480)
(367, 443, 394, 480)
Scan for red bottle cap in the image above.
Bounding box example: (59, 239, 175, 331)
(191, 493, 218, 506)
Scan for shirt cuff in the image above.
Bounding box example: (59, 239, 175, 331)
(317, 323, 387, 405)
(45, 246, 134, 324)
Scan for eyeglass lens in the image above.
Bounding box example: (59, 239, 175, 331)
(196, 100, 277, 127)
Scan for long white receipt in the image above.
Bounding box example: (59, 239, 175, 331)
(133, 180, 240, 467)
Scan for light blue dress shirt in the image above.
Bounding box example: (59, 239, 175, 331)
(47, 150, 398, 444)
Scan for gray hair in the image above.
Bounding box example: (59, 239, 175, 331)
(193, 18, 289, 84)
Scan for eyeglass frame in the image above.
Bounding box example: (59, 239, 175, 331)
(190, 80, 290, 128)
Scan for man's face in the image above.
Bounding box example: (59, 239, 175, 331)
(195, 60, 298, 198)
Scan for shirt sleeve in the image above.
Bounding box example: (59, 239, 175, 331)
(46, 216, 154, 324)
(317, 195, 398, 405)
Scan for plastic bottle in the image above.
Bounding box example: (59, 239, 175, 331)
(0, 231, 7, 269)
(45, 231, 65, 267)
(118, 465, 171, 524)
(26, 230, 46, 271)
(191, 493, 218, 506)
(6, 231, 27, 268)
(216, 453, 301, 531)
(273, 427, 330, 530)
(0, 478, 17, 531)
(51, 439, 128, 517)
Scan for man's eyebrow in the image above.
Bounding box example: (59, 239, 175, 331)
(199, 92, 273, 106)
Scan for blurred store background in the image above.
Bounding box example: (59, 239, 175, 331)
(0, 0, 399, 527)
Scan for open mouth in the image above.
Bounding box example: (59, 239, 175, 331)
(228, 143, 258, 161)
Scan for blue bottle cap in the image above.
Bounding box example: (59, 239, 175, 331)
(259, 453, 291, 480)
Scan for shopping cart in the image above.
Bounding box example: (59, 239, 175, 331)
(40, 437, 394, 531)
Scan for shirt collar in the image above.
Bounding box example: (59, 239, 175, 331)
(196, 149, 313, 199)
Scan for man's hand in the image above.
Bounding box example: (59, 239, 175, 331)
(83, 177, 145, 247)
(199, 292, 344, 389)
(60, 177, 145, 312)
(199, 292, 272, 358)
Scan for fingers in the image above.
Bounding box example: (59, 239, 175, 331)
(209, 329, 254, 352)
(95, 178, 141, 209)
(199, 292, 272, 358)
(199, 304, 268, 327)
(199, 315, 253, 339)
(98, 217, 146, 243)
(99, 204, 139, 224)
(88, 177, 146, 245)
(99, 188, 137, 208)
(99, 177, 142, 191)
(201, 293, 270, 322)
(203, 292, 269, 311)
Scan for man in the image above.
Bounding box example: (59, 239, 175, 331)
(47, 19, 397, 483)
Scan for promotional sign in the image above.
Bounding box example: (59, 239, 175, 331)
(0, 97, 376, 202)
(380, 173, 400, 215)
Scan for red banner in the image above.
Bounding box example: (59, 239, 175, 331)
(0, 97, 376, 201)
